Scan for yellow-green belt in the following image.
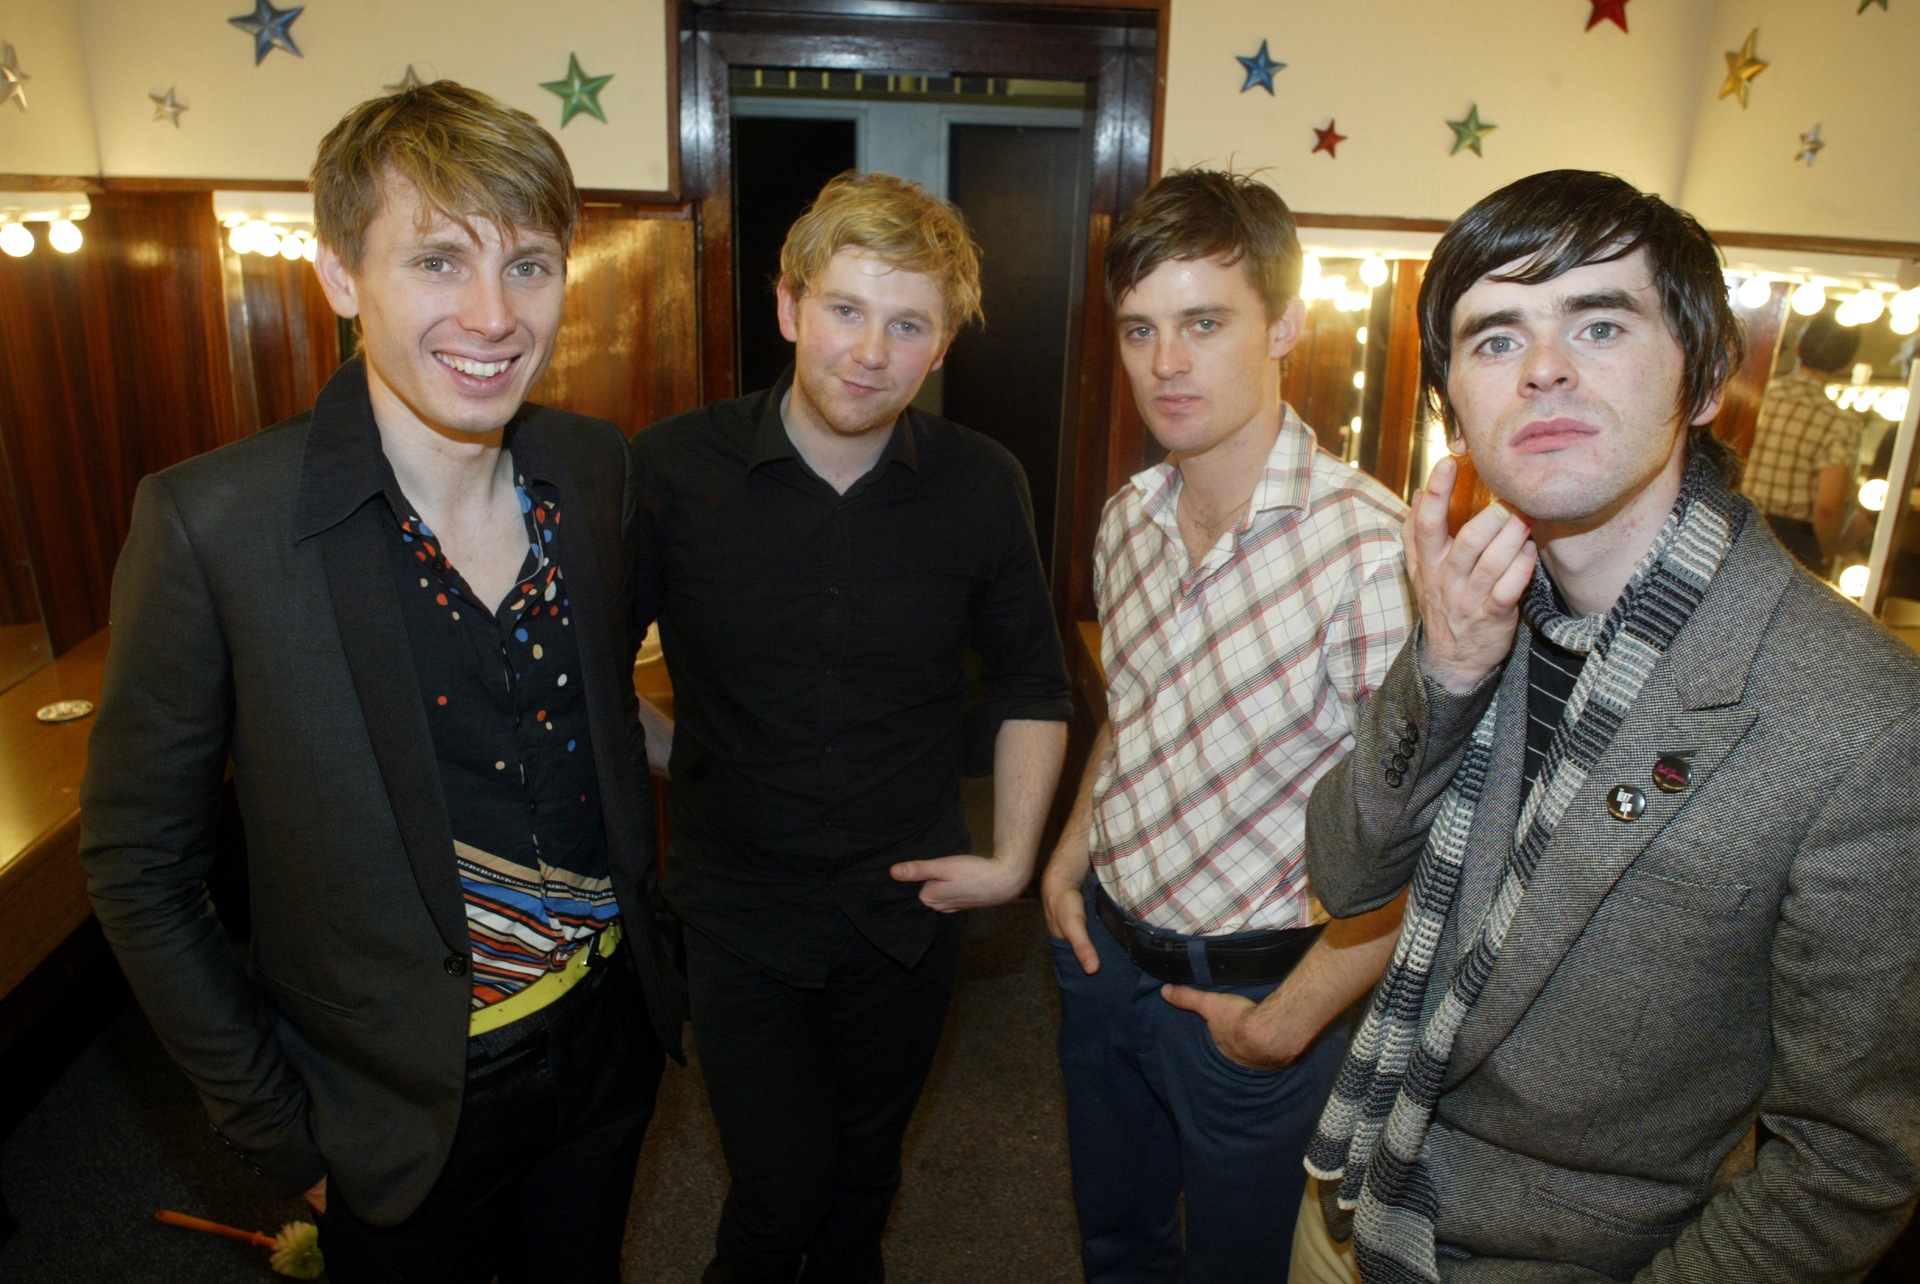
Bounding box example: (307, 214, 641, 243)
(468, 923, 623, 1037)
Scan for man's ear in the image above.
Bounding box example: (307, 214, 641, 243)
(313, 240, 360, 321)
(1267, 296, 1307, 362)
(776, 277, 800, 344)
(1689, 389, 1726, 427)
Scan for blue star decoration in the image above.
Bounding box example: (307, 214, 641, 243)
(1447, 104, 1497, 157)
(228, 0, 303, 65)
(541, 53, 613, 127)
(1235, 40, 1285, 95)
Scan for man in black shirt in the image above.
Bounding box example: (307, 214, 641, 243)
(81, 83, 684, 1282)
(632, 171, 1071, 1283)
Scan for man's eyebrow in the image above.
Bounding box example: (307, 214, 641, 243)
(1115, 303, 1238, 328)
(820, 291, 935, 325)
(1558, 288, 1643, 316)
(1455, 307, 1523, 343)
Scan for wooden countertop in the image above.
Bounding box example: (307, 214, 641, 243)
(0, 630, 109, 999)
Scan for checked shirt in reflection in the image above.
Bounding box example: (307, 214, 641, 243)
(385, 468, 618, 1012)
(1090, 406, 1411, 935)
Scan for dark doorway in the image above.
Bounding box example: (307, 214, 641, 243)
(731, 117, 858, 396)
(944, 124, 1084, 577)
(679, 0, 1164, 627)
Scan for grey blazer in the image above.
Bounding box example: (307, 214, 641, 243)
(80, 360, 687, 1227)
(1306, 503, 1920, 1282)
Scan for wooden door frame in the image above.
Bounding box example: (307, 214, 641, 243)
(675, 0, 1167, 628)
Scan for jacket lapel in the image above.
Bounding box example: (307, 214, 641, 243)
(294, 361, 469, 958)
(1444, 517, 1790, 1086)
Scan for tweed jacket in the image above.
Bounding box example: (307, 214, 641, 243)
(80, 359, 687, 1227)
(1305, 500, 1920, 1282)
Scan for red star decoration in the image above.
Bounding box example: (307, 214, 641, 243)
(1312, 120, 1348, 158)
(1586, 0, 1629, 32)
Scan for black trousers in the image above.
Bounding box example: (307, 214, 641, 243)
(687, 914, 964, 1284)
(1766, 513, 1826, 573)
(317, 951, 665, 1284)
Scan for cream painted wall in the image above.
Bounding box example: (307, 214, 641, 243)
(0, 1, 102, 178)
(1679, 0, 1920, 242)
(1159, 1, 1716, 221)
(75, 0, 670, 190)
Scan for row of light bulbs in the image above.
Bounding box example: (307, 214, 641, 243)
(1825, 383, 1911, 424)
(224, 218, 319, 262)
(1729, 274, 1920, 335)
(1301, 253, 1392, 313)
(0, 220, 85, 258)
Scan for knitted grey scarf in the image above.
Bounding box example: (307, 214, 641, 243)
(1303, 457, 1743, 1283)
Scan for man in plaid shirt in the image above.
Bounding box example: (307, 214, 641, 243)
(1039, 169, 1413, 1281)
(1740, 313, 1862, 571)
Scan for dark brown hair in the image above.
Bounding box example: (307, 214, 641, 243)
(1105, 168, 1301, 318)
(312, 80, 578, 270)
(1795, 311, 1860, 375)
(1419, 170, 1745, 478)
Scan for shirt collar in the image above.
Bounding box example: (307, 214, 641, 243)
(1129, 402, 1317, 536)
(292, 358, 550, 541)
(749, 366, 921, 476)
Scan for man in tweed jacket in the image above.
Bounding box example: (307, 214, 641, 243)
(1300, 169, 1920, 1281)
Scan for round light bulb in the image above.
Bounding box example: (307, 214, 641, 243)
(1859, 479, 1890, 513)
(1879, 389, 1910, 423)
(1790, 282, 1826, 316)
(1359, 255, 1389, 288)
(1355, 326, 1369, 346)
(257, 230, 281, 257)
(302, 238, 317, 263)
(280, 233, 306, 261)
(1836, 301, 1866, 328)
(1850, 289, 1886, 325)
(1737, 276, 1773, 310)
(1349, 416, 1362, 435)
(0, 223, 32, 257)
(1301, 254, 1321, 285)
(1892, 311, 1920, 337)
(47, 220, 83, 253)
(1352, 370, 1366, 390)
(1838, 564, 1870, 599)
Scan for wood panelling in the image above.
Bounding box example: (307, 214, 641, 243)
(1373, 258, 1427, 500)
(1715, 280, 1790, 461)
(232, 246, 341, 433)
(0, 191, 238, 655)
(1286, 305, 1361, 456)
(534, 204, 703, 434)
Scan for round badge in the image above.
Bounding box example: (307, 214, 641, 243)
(1652, 754, 1692, 793)
(35, 699, 95, 723)
(1606, 784, 1647, 822)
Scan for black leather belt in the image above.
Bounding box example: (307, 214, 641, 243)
(1093, 884, 1323, 987)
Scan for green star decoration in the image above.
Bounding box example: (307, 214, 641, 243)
(1858, 0, 1889, 12)
(541, 54, 612, 127)
(1447, 104, 1496, 157)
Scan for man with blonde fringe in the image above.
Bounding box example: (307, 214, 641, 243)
(81, 82, 684, 1282)
(631, 171, 1070, 1283)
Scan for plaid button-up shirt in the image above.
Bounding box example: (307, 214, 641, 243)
(1742, 369, 1863, 522)
(1090, 408, 1412, 935)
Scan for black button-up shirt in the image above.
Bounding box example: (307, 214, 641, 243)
(378, 449, 616, 1011)
(633, 374, 1071, 982)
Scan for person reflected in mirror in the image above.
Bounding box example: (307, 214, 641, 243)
(1740, 310, 1864, 572)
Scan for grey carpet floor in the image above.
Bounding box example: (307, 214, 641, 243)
(0, 899, 1080, 1282)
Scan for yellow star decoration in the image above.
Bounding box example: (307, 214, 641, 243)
(1719, 29, 1767, 109)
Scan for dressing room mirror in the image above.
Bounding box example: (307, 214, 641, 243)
(0, 426, 51, 693)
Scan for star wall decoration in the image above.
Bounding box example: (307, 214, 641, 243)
(1586, 0, 1630, 32)
(1858, 0, 1889, 11)
(540, 53, 612, 127)
(1447, 104, 1496, 157)
(1796, 124, 1825, 167)
(1719, 29, 1767, 108)
(150, 87, 188, 128)
(385, 65, 426, 93)
(1, 42, 29, 112)
(1235, 40, 1285, 95)
(228, 0, 303, 65)
(1312, 120, 1348, 158)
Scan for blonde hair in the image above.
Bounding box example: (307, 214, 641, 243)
(311, 80, 579, 270)
(779, 171, 983, 332)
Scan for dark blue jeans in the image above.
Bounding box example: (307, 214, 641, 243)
(1053, 882, 1351, 1283)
